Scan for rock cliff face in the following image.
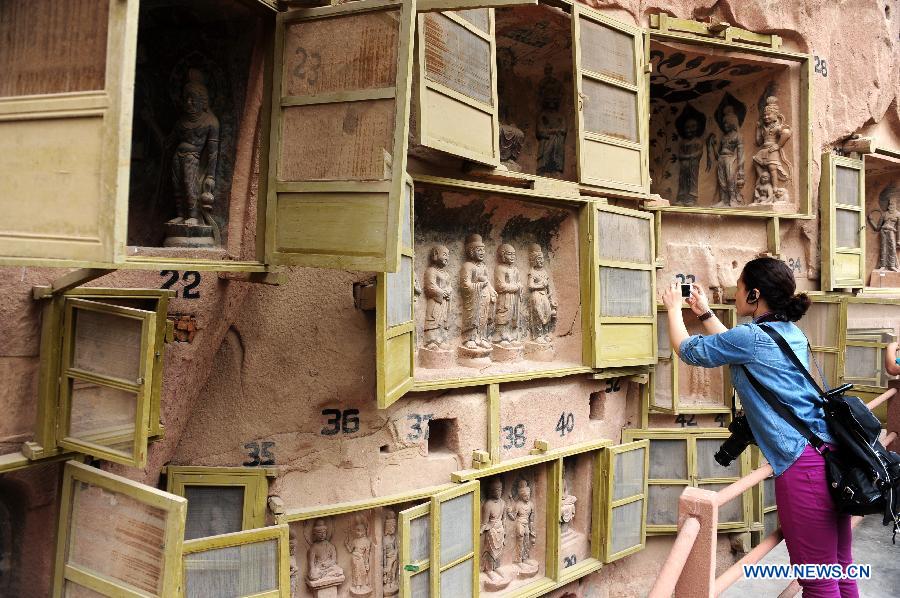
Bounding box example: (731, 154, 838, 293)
(1, 2, 899, 596)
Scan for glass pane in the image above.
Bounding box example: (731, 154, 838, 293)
(835, 208, 860, 248)
(652, 360, 673, 409)
(798, 302, 839, 347)
(696, 438, 741, 479)
(410, 514, 431, 563)
(64, 581, 108, 597)
(184, 539, 277, 598)
(597, 211, 651, 264)
(763, 510, 779, 537)
(648, 439, 687, 479)
(68, 381, 136, 455)
(647, 485, 684, 525)
(844, 345, 879, 381)
(599, 268, 652, 317)
(835, 165, 860, 206)
(581, 18, 635, 84)
(455, 9, 489, 31)
(402, 181, 413, 248)
(614, 447, 645, 500)
(700, 483, 742, 522)
(0, 0, 109, 98)
(72, 306, 143, 382)
(440, 494, 473, 566)
(68, 481, 169, 595)
(410, 569, 431, 598)
(657, 313, 671, 358)
(763, 477, 776, 510)
(423, 13, 493, 106)
(583, 78, 638, 142)
(183, 486, 245, 541)
(388, 256, 414, 327)
(440, 558, 473, 598)
(610, 499, 642, 554)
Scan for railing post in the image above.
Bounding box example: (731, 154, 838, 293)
(674, 487, 718, 598)
(888, 379, 900, 453)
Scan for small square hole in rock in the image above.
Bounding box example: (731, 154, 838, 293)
(427, 418, 458, 455)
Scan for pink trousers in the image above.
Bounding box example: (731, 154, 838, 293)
(774, 444, 859, 598)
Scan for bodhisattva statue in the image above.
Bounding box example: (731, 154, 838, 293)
(507, 479, 538, 577)
(460, 234, 497, 355)
(675, 116, 704, 206)
(164, 69, 220, 247)
(481, 479, 510, 590)
(868, 197, 900, 272)
(493, 244, 522, 348)
(536, 64, 566, 175)
(526, 244, 557, 346)
(345, 515, 374, 596)
(497, 47, 525, 172)
(306, 519, 345, 589)
(706, 105, 745, 207)
(560, 475, 577, 541)
(382, 511, 399, 597)
(423, 245, 452, 350)
(752, 96, 792, 203)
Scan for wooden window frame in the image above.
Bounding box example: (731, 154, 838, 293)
(429, 481, 481, 597)
(840, 297, 900, 401)
(800, 293, 844, 387)
(591, 203, 658, 369)
(821, 152, 866, 290)
(52, 461, 187, 598)
(400, 501, 433, 596)
(597, 440, 649, 564)
(182, 524, 291, 598)
(165, 466, 277, 536)
(622, 429, 752, 534)
(644, 13, 813, 219)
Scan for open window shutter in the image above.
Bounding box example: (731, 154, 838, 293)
(399, 502, 432, 597)
(650, 309, 677, 413)
(53, 461, 187, 598)
(593, 204, 656, 367)
(182, 525, 290, 598)
(430, 481, 479, 598)
(377, 178, 416, 408)
(57, 298, 157, 467)
(0, 0, 137, 267)
(600, 440, 648, 562)
(573, 4, 648, 195)
(266, 0, 416, 272)
(821, 152, 865, 290)
(414, 8, 500, 165)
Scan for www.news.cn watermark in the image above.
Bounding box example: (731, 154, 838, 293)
(743, 564, 872, 580)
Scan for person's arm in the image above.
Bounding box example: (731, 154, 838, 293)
(688, 284, 728, 334)
(885, 342, 900, 376)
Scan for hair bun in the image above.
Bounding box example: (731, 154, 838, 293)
(784, 292, 811, 321)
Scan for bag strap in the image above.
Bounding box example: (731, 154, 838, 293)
(739, 364, 828, 452)
(758, 324, 827, 396)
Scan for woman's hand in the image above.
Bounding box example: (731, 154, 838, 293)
(661, 282, 682, 311)
(687, 283, 711, 316)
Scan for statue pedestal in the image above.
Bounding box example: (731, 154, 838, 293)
(383, 582, 399, 597)
(163, 222, 216, 248)
(458, 345, 492, 367)
(516, 559, 539, 578)
(349, 585, 373, 597)
(418, 347, 454, 369)
(481, 570, 512, 592)
(869, 269, 900, 287)
(524, 341, 554, 362)
(306, 575, 344, 598)
(741, 200, 795, 214)
(492, 343, 523, 362)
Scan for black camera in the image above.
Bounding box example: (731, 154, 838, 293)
(714, 415, 756, 467)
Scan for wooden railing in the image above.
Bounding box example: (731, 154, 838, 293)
(648, 380, 899, 597)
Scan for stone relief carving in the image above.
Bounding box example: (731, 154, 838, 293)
(498, 47, 525, 172)
(868, 190, 900, 272)
(673, 104, 706, 206)
(536, 64, 566, 175)
(305, 518, 345, 591)
(507, 479, 539, 578)
(525, 244, 557, 361)
(706, 93, 746, 207)
(345, 514, 374, 597)
(493, 244, 524, 361)
(382, 511, 399, 597)
(422, 245, 452, 350)
(459, 234, 497, 359)
(559, 474, 577, 540)
(164, 68, 220, 248)
(481, 479, 511, 591)
(752, 94, 792, 204)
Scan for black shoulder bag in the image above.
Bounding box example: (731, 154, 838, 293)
(741, 324, 900, 541)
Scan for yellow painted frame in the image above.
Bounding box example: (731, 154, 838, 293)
(52, 461, 187, 598)
(592, 203, 657, 368)
(572, 3, 650, 197)
(430, 481, 481, 597)
(622, 428, 752, 534)
(264, 0, 416, 273)
(598, 440, 649, 563)
(415, 9, 501, 166)
(645, 13, 814, 219)
(56, 298, 157, 467)
(165, 466, 276, 536)
(798, 293, 845, 387)
(821, 152, 866, 290)
(399, 501, 433, 597)
(181, 524, 291, 598)
(840, 296, 900, 402)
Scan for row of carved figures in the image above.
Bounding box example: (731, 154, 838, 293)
(418, 237, 558, 365)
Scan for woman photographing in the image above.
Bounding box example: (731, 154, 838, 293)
(661, 257, 857, 598)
